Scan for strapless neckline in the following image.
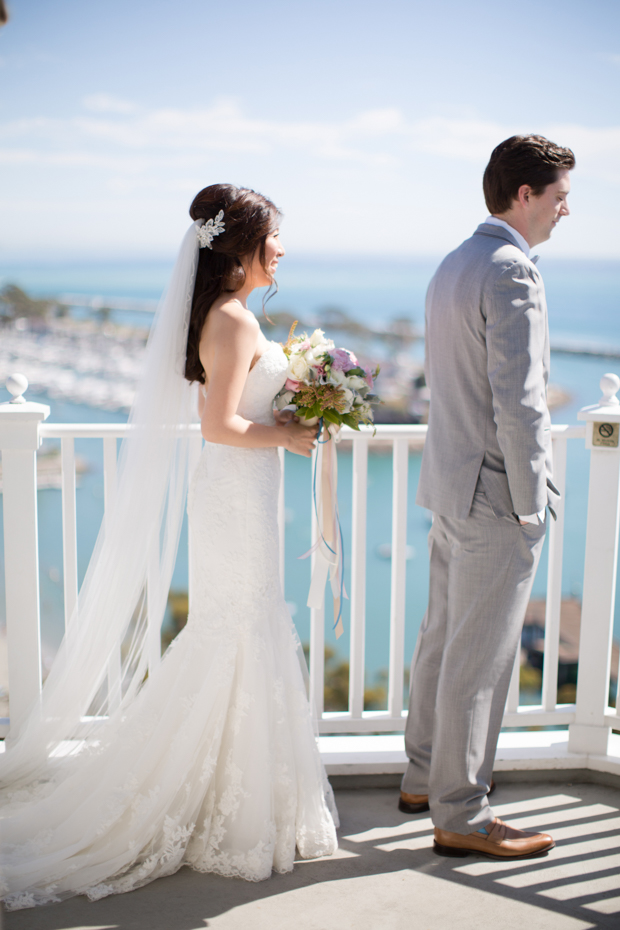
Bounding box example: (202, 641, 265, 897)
(249, 341, 284, 375)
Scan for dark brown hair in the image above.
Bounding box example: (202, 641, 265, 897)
(483, 135, 575, 215)
(184, 184, 281, 384)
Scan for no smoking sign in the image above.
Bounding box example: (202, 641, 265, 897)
(592, 421, 620, 448)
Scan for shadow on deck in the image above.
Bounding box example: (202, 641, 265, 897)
(5, 777, 620, 930)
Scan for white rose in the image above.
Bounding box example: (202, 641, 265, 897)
(347, 375, 367, 391)
(309, 329, 325, 347)
(275, 390, 295, 410)
(289, 354, 310, 381)
(341, 387, 354, 412)
(329, 368, 347, 386)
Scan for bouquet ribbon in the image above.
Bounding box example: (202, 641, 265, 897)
(300, 420, 347, 638)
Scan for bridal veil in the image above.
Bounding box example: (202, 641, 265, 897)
(0, 222, 203, 787)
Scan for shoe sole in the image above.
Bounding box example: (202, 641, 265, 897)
(398, 780, 496, 817)
(398, 798, 430, 814)
(433, 840, 555, 861)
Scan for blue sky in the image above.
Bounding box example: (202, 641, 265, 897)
(1, 0, 619, 258)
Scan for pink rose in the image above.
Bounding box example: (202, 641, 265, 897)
(299, 340, 311, 351)
(331, 348, 358, 371)
(285, 378, 301, 392)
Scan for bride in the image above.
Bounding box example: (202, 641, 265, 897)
(0, 184, 338, 910)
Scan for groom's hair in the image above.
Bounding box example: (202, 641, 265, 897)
(483, 135, 575, 214)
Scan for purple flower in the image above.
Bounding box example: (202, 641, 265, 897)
(330, 348, 358, 371)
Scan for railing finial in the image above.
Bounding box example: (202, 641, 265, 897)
(599, 373, 620, 407)
(6, 373, 28, 405)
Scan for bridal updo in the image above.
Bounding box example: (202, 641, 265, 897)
(184, 183, 281, 384)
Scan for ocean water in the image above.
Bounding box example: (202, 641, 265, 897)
(1, 255, 620, 683)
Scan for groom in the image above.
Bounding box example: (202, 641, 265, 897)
(401, 135, 575, 858)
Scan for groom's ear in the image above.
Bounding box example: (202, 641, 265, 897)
(516, 184, 534, 208)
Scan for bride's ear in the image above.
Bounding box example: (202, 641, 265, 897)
(225, 257, 247, 292)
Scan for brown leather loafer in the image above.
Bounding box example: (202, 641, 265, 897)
(398, 779, 496, 815)
(398, 791, 431, 814)
(433, 817, 554, 860)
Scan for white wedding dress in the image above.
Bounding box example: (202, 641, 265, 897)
(1, 340, 338, 910)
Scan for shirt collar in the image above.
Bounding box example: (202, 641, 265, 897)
(484, 216, 530, 258)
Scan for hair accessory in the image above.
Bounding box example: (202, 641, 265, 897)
(197, 210, 225, 249)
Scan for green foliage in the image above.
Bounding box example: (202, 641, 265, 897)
(322, 645, 388, 712)
(341, 413, 361, 430)
(322, 409, 342, 425)
(0, 283, 55, 319)
(557, 683, 577, 703)
(324, 645, 350, 711)
(519, 663, 542, 691)
(162, 590, 189, 650)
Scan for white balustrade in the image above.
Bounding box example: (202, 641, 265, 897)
(388, 438, 409, 720)
(348, 436, 368, 720)
(542, 432, 568, 711)
(60, 437, 78, 629)
(569, 374, 620, 755)
(0, 375, 49, 739)
(309, 444, 325, 718)
(102, 434, 121, 710)
(1, 374, 620, 778)
(505, 650, 521, 715)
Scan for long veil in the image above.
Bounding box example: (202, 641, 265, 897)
(0, 221, 202, 787)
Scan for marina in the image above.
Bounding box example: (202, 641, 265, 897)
(1, 260, 620, 684)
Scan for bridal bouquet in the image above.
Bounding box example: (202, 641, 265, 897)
(275, 325, 380, 640)
(275, 325, 379, 430)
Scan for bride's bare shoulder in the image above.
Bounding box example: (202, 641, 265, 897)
(208, 297, 259, 336)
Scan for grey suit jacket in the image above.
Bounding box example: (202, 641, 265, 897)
(416, 223, 559, 520)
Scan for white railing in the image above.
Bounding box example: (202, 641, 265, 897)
(1, 375, 620, 776)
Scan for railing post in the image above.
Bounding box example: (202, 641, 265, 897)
(309, 445, 324, 718)
(388, 438, 408, 718)
(349, 436, 368, 718)
(542, 433, 568, 710)
(0, 375, 50, 738)
(569, 374, 620, 756)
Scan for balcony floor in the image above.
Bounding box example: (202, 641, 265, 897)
(5, 778, 620, 930)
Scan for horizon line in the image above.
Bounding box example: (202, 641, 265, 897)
(1, 251, 620, 266)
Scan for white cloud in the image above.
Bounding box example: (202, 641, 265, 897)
(1, 99, 619, 257)
(0, 148, 150, 172)
(3, 100, 618, 177)
(405, 117, 505, 160)
(82, 94, 137, 114)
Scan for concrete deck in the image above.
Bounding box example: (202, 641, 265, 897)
(5, 777, 620, 930)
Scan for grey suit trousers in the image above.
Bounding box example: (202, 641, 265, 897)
(402, 487, 546, 834)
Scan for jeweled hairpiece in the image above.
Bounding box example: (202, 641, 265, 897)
(197, 210, 225, 249)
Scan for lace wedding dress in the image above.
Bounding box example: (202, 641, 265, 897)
(1, 340, 338, 910)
